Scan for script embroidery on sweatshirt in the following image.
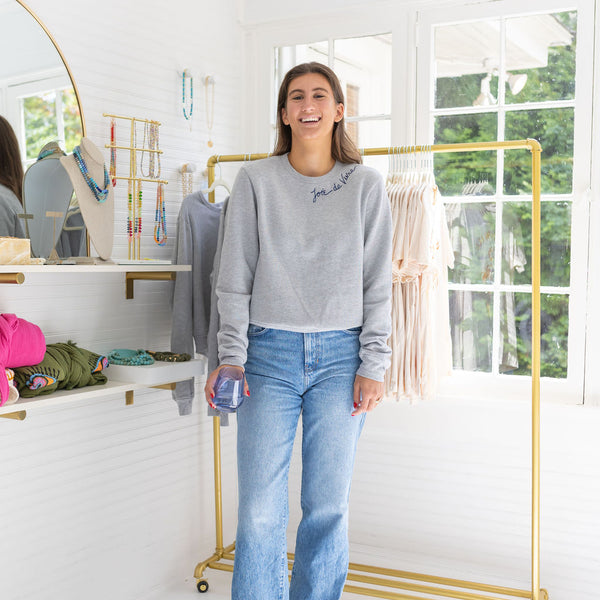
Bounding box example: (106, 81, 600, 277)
(310, 165, 358, 203)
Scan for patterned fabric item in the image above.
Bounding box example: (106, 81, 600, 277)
(13, 341, 107, 398)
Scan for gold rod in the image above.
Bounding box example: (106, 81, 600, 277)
(343, 583, 455, 600)
(0, 410, 27, 421)
(202, 139, 543, 598)
(113, 175, 168, 184)
(0, 273, 25, 285)
(346, 562, 530, 597)
(103, 113, 161, 125)
(344, 572, 523, 600)
(213, 415, 224, 551)
(105, 144, 163, 154)
(531, 144, 542, 600)
(125, 272, 176, 281)
(205, 140, 541, 168)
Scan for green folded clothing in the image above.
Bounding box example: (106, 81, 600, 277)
(13, 341, 108, 398)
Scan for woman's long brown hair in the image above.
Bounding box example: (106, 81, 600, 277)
(0, 116, 24, 205)
(273, 62, 362, 165)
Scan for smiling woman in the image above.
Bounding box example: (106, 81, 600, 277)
(0, 0, 87, 258)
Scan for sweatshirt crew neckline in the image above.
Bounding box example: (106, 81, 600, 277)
(282, 153, 342, 183)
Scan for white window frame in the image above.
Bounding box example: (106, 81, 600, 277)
(242, 3, 412, 152)
(415, 0, 593, 405)
(244, 0, 596, 405)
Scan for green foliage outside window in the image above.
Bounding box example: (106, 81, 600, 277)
(435, 11, 576, 379)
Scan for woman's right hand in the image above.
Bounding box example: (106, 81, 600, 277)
(204, 364, 249, 409)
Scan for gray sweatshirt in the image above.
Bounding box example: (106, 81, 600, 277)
(216, 153, 392, 382)
(171, 190, 223, 415)
(0, 184, 26, 238)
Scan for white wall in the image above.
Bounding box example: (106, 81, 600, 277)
(0, 1, 242, 599)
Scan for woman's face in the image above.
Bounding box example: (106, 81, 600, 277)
(281, 72, 344, 146)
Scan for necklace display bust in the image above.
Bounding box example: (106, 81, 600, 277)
(60, 137, 114, 260)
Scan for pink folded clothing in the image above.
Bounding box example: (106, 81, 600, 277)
(0, 314, 46, 406)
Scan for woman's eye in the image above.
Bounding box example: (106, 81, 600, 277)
(291, 95, 303, 101)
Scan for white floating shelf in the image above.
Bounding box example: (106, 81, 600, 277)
(0, 264, 190, 273)
(107, 357, 206, 386)
(0, 358, 205, 418)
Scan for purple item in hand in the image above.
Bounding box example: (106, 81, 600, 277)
(213, 366, 245, 413)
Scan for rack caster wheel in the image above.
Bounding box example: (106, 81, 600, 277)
(197, 579, 209, 593)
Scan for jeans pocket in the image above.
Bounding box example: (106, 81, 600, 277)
(342, 326, 362, 335)
(248, 324, 270, 336)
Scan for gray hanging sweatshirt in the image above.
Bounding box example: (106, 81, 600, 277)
(171, 190, 223, 415)
(216, 153, 392, 382)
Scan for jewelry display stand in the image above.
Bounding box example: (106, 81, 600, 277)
(103, 113, 168, 260)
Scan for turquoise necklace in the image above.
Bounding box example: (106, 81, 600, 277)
(107, 349, 155, 366)
(73, 145, 110, 203)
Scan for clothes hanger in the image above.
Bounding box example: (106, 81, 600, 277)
(202, 161, 231, 194)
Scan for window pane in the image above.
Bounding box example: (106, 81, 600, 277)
(503, 293, 569, 378)
(446, 202, 495, 285)
(503, 201, 571, 288)
(505, 12, 576, 104)
(433, 20, 500, 109)
(334, 34, 391, 116)
(434, 113, 497, 196)
(349, 118, 390, 149)
(504, 108, 574, 195)
(449, 290, 493, 372)
(22, 92, 58, 160)
(275, 42, 328, 94)
(62, 87, 82, 153)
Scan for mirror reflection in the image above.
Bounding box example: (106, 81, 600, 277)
(0, 0, 86, 258)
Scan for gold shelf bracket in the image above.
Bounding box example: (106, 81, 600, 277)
(125, 271, 176, 299)
(0, 410, 27, 421)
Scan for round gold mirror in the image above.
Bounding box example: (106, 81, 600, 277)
(0, 0, 87, 257)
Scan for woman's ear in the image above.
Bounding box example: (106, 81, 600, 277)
(334, 103, 344, 123)
(281, 107, 290, 126)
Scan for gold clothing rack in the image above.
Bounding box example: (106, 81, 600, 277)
(195, 139, 545, 600)
(103, 113, 168, 259)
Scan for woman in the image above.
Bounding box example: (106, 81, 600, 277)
(205, 62, 392, 600)
(0, 116, 27, 238)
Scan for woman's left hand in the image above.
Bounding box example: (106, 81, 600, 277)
(352, 374, 384, 416)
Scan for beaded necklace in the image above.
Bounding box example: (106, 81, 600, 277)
(140, 121, 161, 179)
(73, 146, 110, 203)
(154, 182, 167, 246)
(136, 180, 143, 241)
(107, 349, 155, 366)
(205, 75, 215, 147)
(109, 118, 117, 187)
(182, 69, 193, 121)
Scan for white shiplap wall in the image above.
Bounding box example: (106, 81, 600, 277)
(0, 1, 241, 599)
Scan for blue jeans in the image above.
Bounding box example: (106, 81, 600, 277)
(231, 325, 365, 600)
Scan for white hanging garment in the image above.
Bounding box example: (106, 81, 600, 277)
(384, 152, 454, 401)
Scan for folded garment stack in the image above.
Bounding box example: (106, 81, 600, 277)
(14, 341, 108, 398)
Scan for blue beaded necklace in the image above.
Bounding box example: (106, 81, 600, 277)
(107, 349, 155, 366)
(182, 69, 193, 120)
(73, 145, 110, 203)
